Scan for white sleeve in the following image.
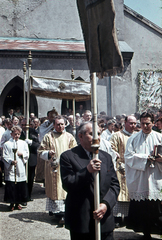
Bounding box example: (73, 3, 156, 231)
(124, 137, 148, 171)
(40, 151, 49, 161)
(3, 143, 13, 169)
(22, 141, 29, 163)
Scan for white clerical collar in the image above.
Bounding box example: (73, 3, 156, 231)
(53, 129, 65, 133)
(123, 128, 133, 136)
(106, 129, 114, 135)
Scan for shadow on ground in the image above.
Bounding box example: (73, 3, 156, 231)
(0, 203, 10, 212)
(31, 182, 46, 199)
(9, 211, 59, 225)
(0, 182, 46, 201)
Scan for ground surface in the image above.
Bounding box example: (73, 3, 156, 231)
(0, 183, 161, 240)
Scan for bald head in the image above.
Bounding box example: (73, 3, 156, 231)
(68, 115, 74, 126)
(125, 115, 137, 133)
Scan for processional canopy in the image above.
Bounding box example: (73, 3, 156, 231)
(27, 76, 91, 101)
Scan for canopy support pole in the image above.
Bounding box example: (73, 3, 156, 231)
(26, 51, 32, 139)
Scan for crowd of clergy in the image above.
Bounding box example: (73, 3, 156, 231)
(0, 105, 162, 239)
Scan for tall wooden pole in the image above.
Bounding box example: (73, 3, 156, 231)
(91, 72, 101, 240)
(26, 51, 32, 139)
(71, 69, 76, 138)
(23, 62, 27, 118)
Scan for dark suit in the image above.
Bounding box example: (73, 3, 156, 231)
(6, 113, 15, 119)
(60, 145, 120, 238)
(65, 125, 73, 135)
(20, 128, 40, 199)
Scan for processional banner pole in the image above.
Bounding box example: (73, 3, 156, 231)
(76, 0, 124, 238)
(91, 72, 101, 240)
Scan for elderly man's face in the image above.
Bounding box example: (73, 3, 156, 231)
(68, 116, 74, 126)
(21, 120, 27, 131)
(125, 116, 137, 133)
(79, 123, 100, 152)
(54, 118, 65, 133)
(83, 112, 92, 121)
(33, 119, 39, 128)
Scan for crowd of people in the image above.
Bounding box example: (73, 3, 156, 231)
(0, 106, 162, 240)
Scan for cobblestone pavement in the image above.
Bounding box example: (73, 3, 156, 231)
(0, 183, 161, 240)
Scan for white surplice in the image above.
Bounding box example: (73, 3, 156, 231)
(101, 129, 114, 141)
(3, 138, 29, 182)
(124, 130, 162, 201)
(99, 138, 117, 169)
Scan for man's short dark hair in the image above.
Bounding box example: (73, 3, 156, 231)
(53, 115, 65, 125)
(140, 111, 154, 123)
(20, 118, 26, 123)
(47, 107, 58, 117)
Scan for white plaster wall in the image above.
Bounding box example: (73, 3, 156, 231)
(0, 0, 125, 40)
(124, 12, 162, 113)
(0, 0, 83, 39)
(97, 78, 108, 114)
(111, 76, 133, 116)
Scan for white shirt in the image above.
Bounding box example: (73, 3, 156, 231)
(100, 138, 117, 169)
(1, 129, 12, 148)
(124, 130, 162, 201)
(0, 126, 5, 142)
(101, 129, 114, 141)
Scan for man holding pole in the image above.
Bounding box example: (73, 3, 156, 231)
(60, 122, 120, 240)
(3, 126, 29, 211)
(75, 1, 123, 239)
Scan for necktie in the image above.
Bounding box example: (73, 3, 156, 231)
(89, 152, 93, 159)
